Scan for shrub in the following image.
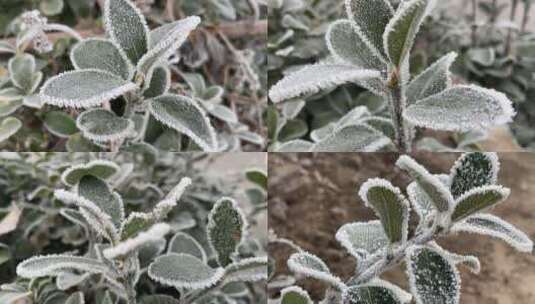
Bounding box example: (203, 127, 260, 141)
(268, 0, 516, 152)
(269, 152, 533, 304)
(0, 153, 267, 303)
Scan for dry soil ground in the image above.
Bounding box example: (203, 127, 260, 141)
(268, 153, 535, 304)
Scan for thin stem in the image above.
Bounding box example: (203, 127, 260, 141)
(505, 0, 519, 55)
(387, 70, 411, 153)
(471, 0, 478, 45)
(521, 1, 532, 33)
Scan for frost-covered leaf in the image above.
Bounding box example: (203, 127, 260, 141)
(139, 295, 180, 304)
(449, 153, 499, 198)
(207, 197, 247, 266)
(0, 41, 15, 53)
(143, 66, 170, 98)
(0, 87, 23, 104)
(335, 220, 389, 258)
(40, 0, 64, 16)
(44, 111, 77, 138)
(66, 134, 102, 152)
(148, 253, 225, 289)
(104, 0, 149, 64)
(280, 286, 312, 304)
(396, 155, 454, 213)
(61, 159, 120, 186)
(343, 285, 403, 304)
(406, 174, 449, 225)
(120, 212, 155, 240)
(8, 54, 36, 92)
(221, 282, 248, 297)
(451, 185, 509, 222)
(451, 213, 533, 253)
(139, 17, 201, 75)
(345, 0, 393, 58)
(0, 117, 22, 142)
(384, 0, 436, 67)
(287, 251, 344, 289)
(202, 102, 238, 124)
(269, 64, 381, 103)
(40, 69, 137, 108)
(367, 279, 413, 304)
(78, 175, 125, 229)
(407, 52, 457, 104)
(77, 108, 134, 142)
(281, 99, 306, 119)
(23, 94, 42, 109)
(246, 169, 267, 190)
(65, 292, 84, 304)
(358, 178, 409, 244)
(168, 232, 207, 262)
(104, 223, 170, 259)
(435, 245, 481, 274)
(71, 38, 134, 80)
(310, 124, 391, 152)
(272, 139, 314, 152)
(223, 256, 268, 283)
(404, 85, 515, 132)
(16, 255, 109, 278)
(467, 48, 495, 67)
(406, 245, 460, 304)
(0, 291, 31, 304)
(361, 117, 395, 140)
(56, 271, 90, 290)
(54, 189, 119, 241)
(180, 73, 206, 97)
(326, 20, 385, 69)
(148, 94, 218, 152)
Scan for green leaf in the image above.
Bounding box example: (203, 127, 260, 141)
(65, 292, 84, 304)
(345, 0, 394, 58)
(70, 38, 134, 80)
(0, 117, 22, 142)
(343, 286, 402, 304)
(451, 213, 533, 253)
(138, 17, 200, 75)
(406, 246, 460, 304)
(269, 65, 381, 103)
(43, 111, 77, 138)
(140, 295, 180, 304)
(0, 99, 22, 118)
(0, 41, 16, 54)
(207, 197, 246, 266)
(326, 19, 385, 69)
(40, 0, 64, 16)
(148, 253, 224, 289)
(148, 94, 218, 152)
(384, 0, 435, 67)
(403, 85, 515, 132)
(406, 174, 449, 226)
(222, 256, 268, 283)
(180, 73, 206, 97)
(246, 168, 267, 190)
(361, 116, 396, 140)
(168, 232, 207, 262)
(279, 119, 308, 141)
(449, 152, 499, 198)
(77, 108, 134, 142)
(287, 252, 344, 288)
(8, 54, 36, 92)
(273, 139, 314, 152)
(66, 133, 102, 152)
(201, 102, 238, 124)
(104, 0, 149, 64)
(451, 185, 510, 222)
(40, 69, 137, 108)
(358, 178, 409, 244)
(467, 48, 495, 67)
(335, 220, 389, 258)
(120, 212, 155, 240)
(78, 175, 125, 229)
(16, 255, 109, 278)
(407, 52, 457, 104)
(396, 155, 454, 213)
(143, 66, 170, 98)
(61, 159, 120, 186)
(310, 124, 391, 152)
(280, 286, 312, 304)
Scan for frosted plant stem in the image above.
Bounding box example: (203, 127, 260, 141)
(387, 71, 411, 153)
(505, 0, 519, 55)
(124, 280, 137, 304)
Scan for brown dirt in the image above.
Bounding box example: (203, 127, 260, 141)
(268, 153, 535, 304)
